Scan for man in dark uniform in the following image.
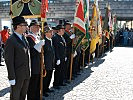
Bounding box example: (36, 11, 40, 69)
(43, 26, 55, 97)
(63, 21, 75, 82)
(26, 20, 45, 100)
(52, 25, 67, 89)
(52, 26, 58, 36)
(4, 16, 30, 100)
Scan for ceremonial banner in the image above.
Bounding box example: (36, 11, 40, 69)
(41, 0, 48, 21)
(73, 0, 86, 52)
(103, 4, 110, 39)
(90, 1, 99, 54)
(11, 0, 41, 17)
(112, 14, 117, 36)
(81, 0, 90, 51)
(97, 9, 102, 45)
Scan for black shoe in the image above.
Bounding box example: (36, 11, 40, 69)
(76, 73, 81, 75)
(60, 83, 67, 86)
(46, 89, 54, 93)
(43, 93, 49, 97)
(73, 74, 77, 78)
(65, 80, 70, 84)
(71, 77, 75, 80)
(0, 64, 4, 66)
(53, 86, 60, 89)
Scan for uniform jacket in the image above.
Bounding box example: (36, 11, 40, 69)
(5, 33, 30, 80)
(27, 33, 41, 75)
(43, 37, 55, 70)
(52, 33, 66, 61)
(63, 30, 72, 54)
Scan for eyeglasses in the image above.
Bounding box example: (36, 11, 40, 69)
(19, 24, 28, 26)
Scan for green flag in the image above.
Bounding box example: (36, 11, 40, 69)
(81, 0, 90, 51)
(113, 14, 117, 36)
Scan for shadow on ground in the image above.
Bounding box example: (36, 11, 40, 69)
(90, 58, 105, 68)
(0, 87, 10, 97)
(43, 55, 106, 100)
(43, 66, 93, 100)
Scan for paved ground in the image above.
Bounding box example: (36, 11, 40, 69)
(1, 47, 133, 100)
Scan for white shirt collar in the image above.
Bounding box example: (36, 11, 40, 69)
(46, 36, 52, 41)
(14, 32, 23, 40)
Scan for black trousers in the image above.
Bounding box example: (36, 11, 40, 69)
(10, 78, 29, 100)
(53, 59, 65, 86)
(66, 52, 71, 80)
(43, 70, 53, 93)
(27, 74, 40, 100)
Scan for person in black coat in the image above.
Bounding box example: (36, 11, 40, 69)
(63, 22, 75, 82)
(5, 16, 30, 100)
(26, 20, 45, 100)
(43, 26, 55, 97)
(52, 25, 67, 89)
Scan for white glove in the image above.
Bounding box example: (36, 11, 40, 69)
(70, 34, 75, 39)
(9, 79, 16, 85)
(56, 60, 61, 65)
(92, 53, 95, 58)
(34, 40, 45, 53)
(65, 57, 67, 61)
(73, 51, 77, 57)
(39, 39, 45, 46)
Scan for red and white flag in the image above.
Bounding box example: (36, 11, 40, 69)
(73, 0, 85, 33)
(41, 0, 48, 20)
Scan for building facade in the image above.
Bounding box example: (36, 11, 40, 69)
(0, 0, 133, 29)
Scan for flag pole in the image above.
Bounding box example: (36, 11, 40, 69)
(88, 44, 91, 65)
(40, 43, 44, 100)
(97, 43, 99, 58)
(40, 0, 48, 99)
(102, 33, 105, 55)
(82, 49, 85, 67)
(70, 53, 74, 81)
(70, 38, 74, 81)
(40, 21, 45, 100)
(108, 35, 110, 52)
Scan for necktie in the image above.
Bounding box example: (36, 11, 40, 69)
(22, 36, 27, 47)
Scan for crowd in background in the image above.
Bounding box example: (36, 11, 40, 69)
(115, 28, 133, 46)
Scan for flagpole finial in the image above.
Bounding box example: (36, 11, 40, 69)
(108, 4, 111, 10)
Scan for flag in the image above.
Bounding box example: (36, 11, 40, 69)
(76, 0, 80, 7)
(73, 0, 86, 53)
(41, 0, 48, 21)
(81, 0, 90, 51)
(108, 9, 112, 33)
(112, 14, 117, 36)
(97, 9, 102, 45)
(10, 0, 41, 18)
(103, 3, 110, 39)
(89, 1, 99, 54)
